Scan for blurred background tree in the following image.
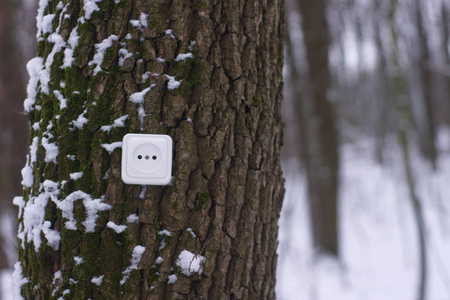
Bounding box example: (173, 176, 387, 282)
(0, 0, 35, 272)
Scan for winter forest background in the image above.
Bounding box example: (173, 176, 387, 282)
(1, 0, 450, 299)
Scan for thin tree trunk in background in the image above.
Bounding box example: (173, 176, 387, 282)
(415, 0, 438, 169)
(297, 0, 340, 256)
(442, 2, 450, 120)
(285, 10, 308, 166)
(16, 0, 285, 299)
(389, 1, 427, 298)
(0, 0, 30, 270)
(373, 0, 391, 165)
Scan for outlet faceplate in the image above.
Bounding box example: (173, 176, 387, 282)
(121, 133, 173, 185)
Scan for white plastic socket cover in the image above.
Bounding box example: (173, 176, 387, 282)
(121, 133, 173, 185)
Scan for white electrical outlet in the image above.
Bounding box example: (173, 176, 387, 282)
(121, 133, 173, 185)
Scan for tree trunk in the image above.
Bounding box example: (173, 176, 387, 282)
(389, 1, 427, 298)
(15, 1, 285, 299)
(0, 0, 30, 270)
(297, 0, 340, 256)
(414, 0, 437, 168)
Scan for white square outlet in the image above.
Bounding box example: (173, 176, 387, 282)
(121, 133, 173, 185)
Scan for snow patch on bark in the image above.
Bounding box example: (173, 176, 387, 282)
(101, 142, 122, 154)
(69, 172, 83, 180)
(107, 221, 127, 234)
(164, 75, 181, 90)
(176, 250, 205, 276)
(120, 245, 146, 285)
(100, 115, 128, 133)
(89, 35, 119, 75)
(127, 214, 139, 224)
(83, 0, 102, 20)
(91, 275, 104, 286)
(24, 57, 44, 112)
(168, 274, 177, 284)
(130, 13, 148, 30)
(12, 262, 28, 300)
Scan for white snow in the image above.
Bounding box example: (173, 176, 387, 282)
(53, 90, 67, 109)
(188, 41, 196, 51)
(82, 197, 112, 232)
(165, 29, 175, 39)
(167, 274, 177, 284)
(129, 13, 148, 30)
(141, 71, 151, 83)
(52, 270, 61, 284)
(125, 33, 132, 40)
(101, 142, 122, 154)
(74, 256, 84, 265)
(30, 137, 39, 163)
(42, 14, 55, 34)
(100, 115, 128, 133)
(276, 135, 450, 300)
(70, 109, 88, 129)
(12, 262, 28, 300)
(175, 53, 193, 62)
(83, 0, 101, 20)
(13, 197, 25, 219)
(69, 172, 83, 180)
(164, 75, 181, 90)
(57, 191, 111, 232)
(155, 256, 163, 264)
(158, 229, 172, 237)
(186, 228, 196, 238)
(120, 245, 146, 285)
(42, 137, 58, 163)
(126, 214, 139, 224)
(118, 49, 133, 67)
(157, 58, 166, 63)
(139, 185, 147, 199)
(40, 33, 67, 95)
(24, 57, 44, 112)
(91, 275, 104, 286)
(36, 0, 51, 38)
(175, 250, 205, 276)
(129, 86, 155, 104)
(32, 122, 40, 131)
(19, 180, 61, 250)
(42, 221, 61, 250)
(107, 221, 127, 234)
(129, 85, 156, 130)
(89, 35, 119, 75)
(137, 106, 146, 131)
(62, 26, 80, 68)
(21, 156, 33, 188)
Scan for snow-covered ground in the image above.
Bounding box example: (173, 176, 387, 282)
(277, 132, 450, 300)
(2, 133, 450, 299)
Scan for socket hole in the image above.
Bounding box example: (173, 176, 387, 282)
(145, 155, 150, 160)
(152, 155, 157, 160)
(137, 155, 142, 160)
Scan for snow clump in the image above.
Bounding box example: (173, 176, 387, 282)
(120, 245, 146, 285)
(176, 250, 205, 276)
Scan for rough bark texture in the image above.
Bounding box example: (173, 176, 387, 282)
(297, 0, 340, 255)
(17, 0, 284, 299)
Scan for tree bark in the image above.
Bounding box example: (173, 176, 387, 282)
(297, 0, 340, 256)
(15, 1, 285, 299)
